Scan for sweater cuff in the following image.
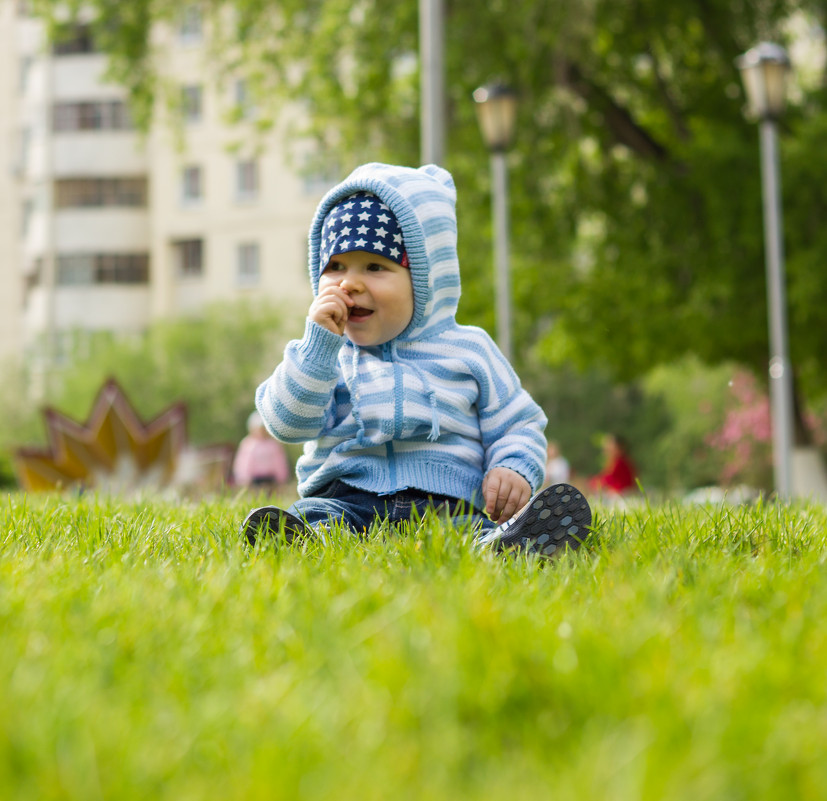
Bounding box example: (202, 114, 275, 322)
(295, 319, 344, 367)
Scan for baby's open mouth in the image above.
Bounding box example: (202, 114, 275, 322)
(349, 306, 373, 320)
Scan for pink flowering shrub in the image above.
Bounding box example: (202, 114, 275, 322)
(707, 369, 827, 489)
(706, 370, 773, 489)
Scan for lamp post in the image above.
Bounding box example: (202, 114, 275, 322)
(473, 82, 518, 361)
(736, 42, 794, 498)
(419, 0, 445, 164)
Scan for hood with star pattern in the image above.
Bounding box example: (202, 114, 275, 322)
(307, 162, 460, 343)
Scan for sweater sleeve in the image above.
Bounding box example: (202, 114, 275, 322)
(255, 319, 345, 443)
(473, 332, 547, 492)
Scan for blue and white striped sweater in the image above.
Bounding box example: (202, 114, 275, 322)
(256, 162, 547, 504)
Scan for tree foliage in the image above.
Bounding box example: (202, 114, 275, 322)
(50, 302, 293, 446)
(33, 0, 827, 402)
(0, 301, 293, 459)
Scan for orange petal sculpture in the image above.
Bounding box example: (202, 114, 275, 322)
(14, 379, 232, 494)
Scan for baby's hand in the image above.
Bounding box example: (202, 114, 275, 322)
(483, 467, 531, 524)
(309, 285, 354, 336)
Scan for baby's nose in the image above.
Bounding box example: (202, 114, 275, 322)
(340, 275, 364, 293)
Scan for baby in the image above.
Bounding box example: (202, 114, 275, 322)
(241, 162, 591, 556)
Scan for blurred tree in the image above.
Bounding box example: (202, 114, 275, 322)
(521, 356, 672, 488)
(53, 302, 295, 446)
(33, 0, 827, 427)
(0, 302, 294, 459)
(0, 359, 46, 487)
(642, 356, 735, 491)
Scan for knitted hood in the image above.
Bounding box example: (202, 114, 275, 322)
(307, 162, 460, 343)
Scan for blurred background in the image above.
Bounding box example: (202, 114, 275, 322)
(2, 0, 827, 499)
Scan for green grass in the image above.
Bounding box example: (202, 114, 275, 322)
(2, 491, 827, 800)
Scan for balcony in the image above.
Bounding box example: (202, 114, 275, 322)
(52, 54, 112, 98)
(25, 285, 151, 334)
(55, 208, 149, 251)
(53, 132, 147, 176)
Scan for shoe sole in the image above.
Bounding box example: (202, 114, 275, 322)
(497, 483, 592, 558)
(241, 506, 307, 547)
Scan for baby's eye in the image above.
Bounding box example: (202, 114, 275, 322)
(322, 261, 345, 273)
(366, 262, 386, 271)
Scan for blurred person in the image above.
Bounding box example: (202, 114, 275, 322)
(238, 162, 591, 557)
(232, 411, 290, 489)
(589, 433, 637, 496)
(544, 440, 571, 486)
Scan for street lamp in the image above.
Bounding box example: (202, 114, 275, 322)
(736, 42, 794, 498)
(473, 82, 518, 361)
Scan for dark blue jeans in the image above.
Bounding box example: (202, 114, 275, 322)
(287, 480, 496, 536)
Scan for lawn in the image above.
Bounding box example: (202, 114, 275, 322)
(1, 490, 826, 800)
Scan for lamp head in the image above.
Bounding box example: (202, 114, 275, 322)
(473, 82, 518, 152)
(736, 42, 790, 121)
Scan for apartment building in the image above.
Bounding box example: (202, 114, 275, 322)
(0, 2, 329, 368)
(0, 2, 21, 363)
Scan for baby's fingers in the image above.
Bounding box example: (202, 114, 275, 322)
(498, 491, 522, 524)
(483, 474, 508, 520)
(309, 293, 350, 335)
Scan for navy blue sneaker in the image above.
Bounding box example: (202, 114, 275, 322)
(476, 483, 592, 557)
(240, 506, 309, 547)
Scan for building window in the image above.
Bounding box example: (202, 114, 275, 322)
(237, 242, 260, 286)
(174, 239, 204, 277)
(23, 258, 43, 307)
(181, 166, 203, 204)
(234, 79, 248, 111)
(52, 100, 134, 132)
(235, 159, 259, 200)
(19, 56, 34, 93)
(52, 24, 96, 55)
(301, 155, 339, 196)
(55, 178, 148, 208)
(233, 79, 257, 119)
(178, 5, 203, 43)
(181, 85, 203, 124)
(21, 199, 34, 237)
(57, 255, 94, 285)
(56, 253, 150, 285)
(16, 127, 32, 175)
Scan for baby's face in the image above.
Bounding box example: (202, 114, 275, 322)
(319, 250, 414, 346)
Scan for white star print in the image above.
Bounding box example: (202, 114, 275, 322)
(321, 192, 407, 266)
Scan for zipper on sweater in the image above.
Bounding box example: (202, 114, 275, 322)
(382, 342, 403, 485)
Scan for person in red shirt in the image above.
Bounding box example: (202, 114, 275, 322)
(589, 433, 637, 496)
